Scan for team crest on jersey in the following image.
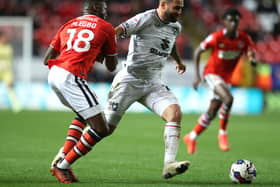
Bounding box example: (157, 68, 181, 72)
(108, 101, 119, 111)
(172, 27, 179, 35)
(218, 42, 225, 48)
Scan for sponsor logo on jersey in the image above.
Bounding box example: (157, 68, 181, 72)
(150, 38, 170, 57)
(160, 39, 170, 50)
(108, 101, 119, 111)
(172, 27, 179, 35)
(150, 48, 169, 57)
(218, 50, 241, 60)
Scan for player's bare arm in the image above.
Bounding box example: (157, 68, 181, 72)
(43, 47, 59, 65)
(115, 25, 124, 39)
(104, 55, 118, 72)
(247, 49, 257, 67)
(192, 46, 205, 90)
(170, 43, 185, 74)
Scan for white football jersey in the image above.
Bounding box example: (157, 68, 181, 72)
(120, 9, 182, 81)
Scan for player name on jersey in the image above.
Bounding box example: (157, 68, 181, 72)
(71, 21, 97, 29)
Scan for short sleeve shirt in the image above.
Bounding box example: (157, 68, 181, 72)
(48, 15, 117, 79)
(201, 29, 255, 83)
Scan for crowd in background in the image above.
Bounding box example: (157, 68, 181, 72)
(1, 0, 280, 62)
(1, 0, 280, 83)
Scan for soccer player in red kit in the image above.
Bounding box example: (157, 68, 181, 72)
(183, 8, 257, 154)
(43, 0, 118, 183)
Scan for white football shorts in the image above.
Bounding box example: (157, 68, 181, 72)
(48, 66, 102, 120)
(104, 79, 179, 126)
(204, 74, 230, 100)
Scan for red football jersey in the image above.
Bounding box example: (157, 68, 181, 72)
(48, 15, 117, 80)
(200, 29, 255, 83)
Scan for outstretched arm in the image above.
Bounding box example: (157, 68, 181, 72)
(247, 50, 257, 67)
(104, 55, 118, 72)
(115, 25, 125, 39)
(192, 46, 205, 90)
(170, 43, 186, 74)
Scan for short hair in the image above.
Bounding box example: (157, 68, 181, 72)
(83, 0, 106, 9)
(222, 8, 241, 19)
(160, 0, 173, 3)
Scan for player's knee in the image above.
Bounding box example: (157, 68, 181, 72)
(75, 115, 86, 124)
(162, 104, 182, 123)
(104, 111, 122, 127)
(224, 95, 234, 107)
(87, 115, 110, 136)
(86, 126, 108, 140)
(207, 111, 217, 120)
(89, 123, 110, 137)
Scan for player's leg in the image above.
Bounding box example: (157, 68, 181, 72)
(183, 99, 222, 154)
(62, 115, 87, 155)
(183, 74, 225, 154)
(214, 83, 233, 151)
(53, 113, 107, 183)
(57, 113, 108, 169)
(142, 85, 190, 179)
(4, 71, 22, 113)
(48, 67, 107, 183)
(50, 115, 87, 171)
(104, 80, 141, 133)
(161, 104, 190, 179)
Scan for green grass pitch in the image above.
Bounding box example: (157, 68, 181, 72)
(0, 110, 279, 187)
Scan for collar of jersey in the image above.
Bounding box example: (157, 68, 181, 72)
(223, 29, 239, 38)
(155, 9, 169, 25)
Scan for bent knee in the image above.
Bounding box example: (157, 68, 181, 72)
(207, 112, 217, 120)
(224, 95, 234, 106)
(162, 104, 182, 122)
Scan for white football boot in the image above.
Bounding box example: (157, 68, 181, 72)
(162, 160, 191, 179)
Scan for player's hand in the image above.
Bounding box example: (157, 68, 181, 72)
(250, 59, 258, 68)
(176, 62, 186, 74)
(192, 76, 201, 91)
(95, 52, 105, 64)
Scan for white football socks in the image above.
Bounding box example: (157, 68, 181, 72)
(219, 129, 227, 135)
(164, 122, 180, 165)
(189, 131, 198, 140)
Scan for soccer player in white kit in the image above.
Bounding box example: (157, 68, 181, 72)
(104, 0, 190, 179)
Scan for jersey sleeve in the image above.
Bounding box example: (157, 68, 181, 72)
(103, 24, 118, 56)
(50, 24, 65, 52)
(177, 23, 182, 36)
(120, 12, 148, 38)
(200, 33, 216, 50)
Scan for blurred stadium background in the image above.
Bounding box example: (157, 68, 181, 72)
(1, 1, 280, 186)
(0, 0, 280, 113)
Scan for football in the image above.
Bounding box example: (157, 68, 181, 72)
(229, 159, 257, 184)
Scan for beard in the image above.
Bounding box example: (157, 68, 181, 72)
(165, 12, 178, 23)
